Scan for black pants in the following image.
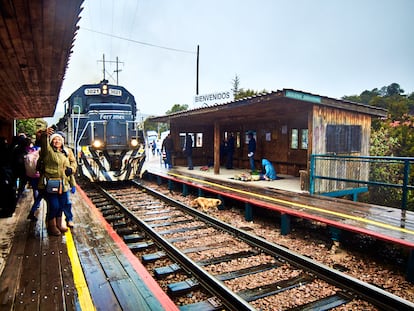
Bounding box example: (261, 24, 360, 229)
(0, 167, 17, 217)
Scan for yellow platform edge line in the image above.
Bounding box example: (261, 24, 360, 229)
(65, 230, 96, 311)
(168, 171, 414, 236)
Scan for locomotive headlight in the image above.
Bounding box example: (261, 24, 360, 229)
(130, 138, 139, 147)
(92, 139, 103, 149)
(102, 84, 108, 95)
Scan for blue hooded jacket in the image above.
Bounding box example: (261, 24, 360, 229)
(261, 159, 277, 180)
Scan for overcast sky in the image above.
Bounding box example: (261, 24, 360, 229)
(52, 0, 414, 120)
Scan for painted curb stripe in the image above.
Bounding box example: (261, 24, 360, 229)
(78, 187, 179, 311)
(168, 172, 414, 236)
(65, 229, 96, 311)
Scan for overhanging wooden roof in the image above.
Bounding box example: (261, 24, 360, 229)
(149, 89, 388, 126)
(0, 0, 84, 121)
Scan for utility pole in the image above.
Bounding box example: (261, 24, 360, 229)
(97, 54, 124, 84)
(102, 54, 106, 80)
(196, 45, 199, 95)
(114, 56, 122, 85)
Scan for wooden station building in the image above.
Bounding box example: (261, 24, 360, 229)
(150, 89, 387, 193)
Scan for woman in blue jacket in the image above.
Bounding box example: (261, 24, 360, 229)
(261, 158, 277, 180)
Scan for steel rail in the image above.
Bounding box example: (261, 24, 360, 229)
(97, 183, 256, 311)
(131, 180, 414, 311)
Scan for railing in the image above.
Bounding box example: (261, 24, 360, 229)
(310, 154, 414, 226)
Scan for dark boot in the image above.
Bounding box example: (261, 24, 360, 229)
(56, 217, 68, 233)
(47, 218, 61, 236)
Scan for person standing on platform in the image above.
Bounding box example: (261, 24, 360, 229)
(37, 129, 77, 236)
(11, 134, 28, 198)
(162, 133, 174, 169)
(226, 133, 235, 169)
(57, 131, 77, 228)
(183, 133, 193, 170)
(0, 137, 16, 218)
(156, 139, 161, 156)
(25, 140, 42, 221)
(151, 141, 156, 156)
(247, 132, 256, 172)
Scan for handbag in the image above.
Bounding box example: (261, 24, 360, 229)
(46, 178, 63, 194)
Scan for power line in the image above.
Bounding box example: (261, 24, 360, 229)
(81, 27, 196, 54)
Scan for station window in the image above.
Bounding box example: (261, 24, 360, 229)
(179, 133, 187, 149)
(301, 129, 308, 149)
(245, 131, 256, 144)
(291, 129, 298, 149)
(196, 133, 203, 147)
(180, 132, 199, 148)
(223, 131, 239, 148)
(326, 125, 361, 153)
(291, 128, 308, 150)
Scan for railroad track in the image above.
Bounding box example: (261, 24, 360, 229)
(81, 180, 414, 311)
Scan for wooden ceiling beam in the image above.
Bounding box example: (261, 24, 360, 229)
(0, 0, 83, 121)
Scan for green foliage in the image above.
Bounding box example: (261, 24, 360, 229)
(387, 118, 414, 157)
(231, 74, 268, 100)
(143, 118, 168, 134)
(16, 118, 47, 137)
(341, 95, 361, 103)
(144, 103, 188, 134)
(368, 161, 403, 209)
(142, 118, 158, 132)
(232, 75, 241, 97)
(235, 89, 258, 99)
(166, 104, 188, 115)
(370, 127, 400, 156)
(382, 83, 404, 97)
(364, 83, 414, 210)
(368, 127, 402, 208)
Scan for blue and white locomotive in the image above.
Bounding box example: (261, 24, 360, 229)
(57, 79, 145, 182)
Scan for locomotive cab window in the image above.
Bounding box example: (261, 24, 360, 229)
(73, 96, 84, 113)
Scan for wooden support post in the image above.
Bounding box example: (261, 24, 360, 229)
(245, 203, 253, 221)
(182, 184, 188, 197)
(407, 249, 414, 283)
(280, 213, 291, 235)
(329, 226, 341, 242)
(352, 192, 358, 202)
(168, 180, 174, 191)
(214, 121, 220, 175)
(218, 194, 224, 210)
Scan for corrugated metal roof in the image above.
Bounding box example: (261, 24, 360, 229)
(149, 88, 387, 123)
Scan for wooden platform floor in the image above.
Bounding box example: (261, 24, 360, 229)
(142, 156, 414, 249)
(0, 188, 177, 311)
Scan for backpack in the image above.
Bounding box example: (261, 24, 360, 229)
(24, 149, 40, 178)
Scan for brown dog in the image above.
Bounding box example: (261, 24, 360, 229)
(191, 197, 222, 212)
